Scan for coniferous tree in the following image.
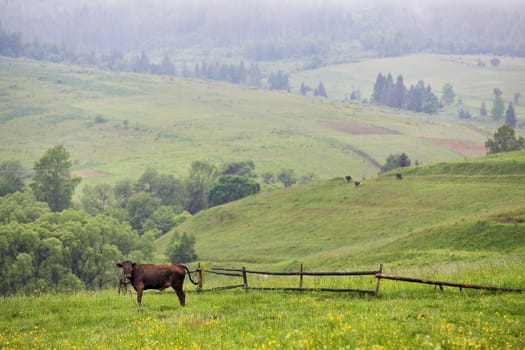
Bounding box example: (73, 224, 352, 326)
(160, 54, 175, 75)
(393, 75, 406, 108)
(314, 81, 328, 97)
(492, 88, 505, 121)
(406, 82, 425, 113)
(382, 73, 394, 106)
(422, 85, 440, 114)
(372, 73, 385, 104)
(132, 50, 150, 73)
(505, 103, 517, 127)
(480, 101, 488, 117)
(441, 83, 456, 106)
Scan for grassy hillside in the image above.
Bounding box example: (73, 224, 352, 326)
(1, 57, 494, 194)
(158, 151, 525, 279)
(291, 54, 525, 123)
(4, 152, 523, 349)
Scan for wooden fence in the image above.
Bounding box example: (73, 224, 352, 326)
(189, 263, 524, 295)
(375, 274, 524, 293)
(194, 264, 383, 295)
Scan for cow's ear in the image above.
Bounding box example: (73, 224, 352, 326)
(116, 263, 123, 268)
(132, 263, 137, 267)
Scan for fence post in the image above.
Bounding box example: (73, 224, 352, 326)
(299, 263, 304, 289)
(197, 262, 203, 293)
(242, 266, 248, 291)
(374, 264, 383, 296)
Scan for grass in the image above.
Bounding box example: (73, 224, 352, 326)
(2, 55, 525, 348)
(0, 56, 506, 197)
(291, 53, 525, 122)
(1, 280, 524, 349)
(157, 151, 525, 271)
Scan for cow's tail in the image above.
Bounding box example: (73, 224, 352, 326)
(184, 266, 199, 285)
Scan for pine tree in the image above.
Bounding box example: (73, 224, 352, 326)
(159, 54, 175, 75)
(372, 73, 385, 104)
(382, 73, 394, 107)
(441, 83, 456, 106)
(393, 75, 406, 108)
(505, 103, 517, 127)
(132, 51, 150, 73)
(480, 101, 488, 117)
(491, 88, 505, 120)
(300, 82, 312, 95)
(314, 82, 328, 97)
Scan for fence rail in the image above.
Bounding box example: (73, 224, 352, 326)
(187, 263, 524, 295)
(194, 263, 383, 295)
(376, 274, 524, 293)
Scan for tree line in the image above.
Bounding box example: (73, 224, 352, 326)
(0, 145, 314, 295)
(0, 27, 294, 91)
(371, 73, 442, 115)
(2, 1, 524, 58)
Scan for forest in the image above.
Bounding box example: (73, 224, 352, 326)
(2, 0, 525, 60)
(0, 143, 308, 295)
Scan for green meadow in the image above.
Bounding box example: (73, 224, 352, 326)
(1, 55, 525, 349)
(291, 53, 525, 121)
(1, 287, 524, 349)
(159, 151, 525, 272)
(2, 151, 524, 349)
(0, 55, 508, 193)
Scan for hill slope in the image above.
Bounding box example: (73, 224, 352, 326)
(157, 151, 525, 272)
(291, 53, 525, 122)
(1, 57, 490, 190)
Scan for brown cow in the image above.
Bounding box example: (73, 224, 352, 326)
(116, 260, 198, 306)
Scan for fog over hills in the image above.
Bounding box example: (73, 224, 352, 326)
(2, 0, 524, 57)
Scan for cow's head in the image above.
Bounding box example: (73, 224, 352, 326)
(116, 260, 136, 280)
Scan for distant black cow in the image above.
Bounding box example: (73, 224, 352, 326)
(116, 260, 198, 306)
(345, 175, 352, 182)
(354, 180, 361, 187)
(396, 173, 403, 180)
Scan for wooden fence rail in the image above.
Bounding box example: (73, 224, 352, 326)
(194, 263, 383, 295)
(376, 274, 524, 293)
(187, 263, 524, 295)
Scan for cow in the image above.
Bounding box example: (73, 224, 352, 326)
(345, 175, 352, 182)
(396, 173, 403, 180)
(116, 260, 198, 306)
(118, 269, 132, 295)
(354, 180, 361, 187)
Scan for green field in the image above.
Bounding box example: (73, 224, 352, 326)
(1, 287, 524, 349)
(157, 151, 525, 272)
(2, 151, 524, 349)
(1, 55, 525, 349)
(292, 53, 525, 121)
(0, 55, 511, 194)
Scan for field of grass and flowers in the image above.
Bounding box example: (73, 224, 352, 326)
(1, 273, 524, 350)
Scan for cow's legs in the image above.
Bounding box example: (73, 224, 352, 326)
(174, 287, 186, 306)
(136, 287, 144, 306)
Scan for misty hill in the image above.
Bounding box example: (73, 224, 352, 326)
(0, 57, 493, 188)
(2, 0, 524, 60)
(156, 150, 525, 271)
